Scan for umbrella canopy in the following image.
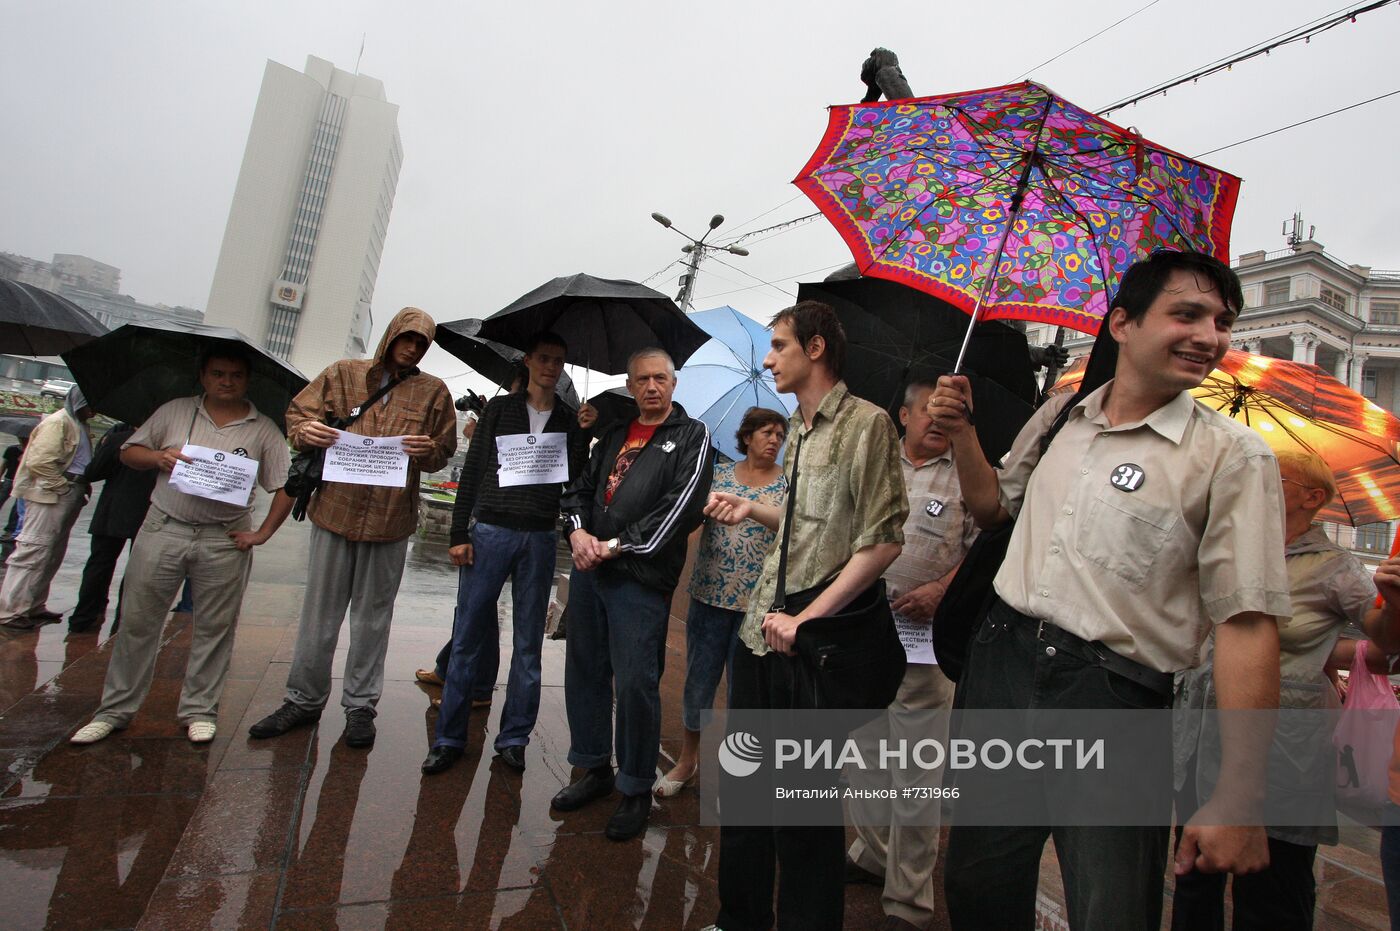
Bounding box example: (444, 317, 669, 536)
(795, 81, 1240, 339)
(797, 277, 1037, 464)
(1054, 350, 1400, 526)
(0, 416, 41, 440)
(61, 320, 309, 432)
(435, 321, 580, 407)
(673, 306, 797, 461)
(474, 273, 710, 375)
(0, 279, 107, 355)
(586, 387, 639, 433)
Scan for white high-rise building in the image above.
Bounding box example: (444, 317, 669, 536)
(204, 55, 402, 378)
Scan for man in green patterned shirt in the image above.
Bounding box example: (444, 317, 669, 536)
(704, 299, 906, 931)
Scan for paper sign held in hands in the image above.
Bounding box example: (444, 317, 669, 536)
(495, 432, 569, 487)
(323, 430, 409, 488)
(892, 607, 936, 665)
(169, 444, 259, 506)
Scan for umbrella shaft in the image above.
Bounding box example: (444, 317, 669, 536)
(953, 202, 1019, 374)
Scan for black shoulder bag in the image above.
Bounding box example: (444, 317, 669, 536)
(930, 398, 1076, 682)
(284, 373, 410, 521)
(774, 435, 906, 710)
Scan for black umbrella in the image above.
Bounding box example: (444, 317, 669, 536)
(0, 279, 107, 355)
(61, 320, 309, 432)
(435, 321, 580, 407)
(586, 387, 640, 433)
(796, 277, 1037, 463)
(473, 274, 710, 375)
(0, 416, 41, 440)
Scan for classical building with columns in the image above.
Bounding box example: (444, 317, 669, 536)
(1231, 240, 1400, 406)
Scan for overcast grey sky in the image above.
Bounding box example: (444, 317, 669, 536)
(2, 0, 1396, 394)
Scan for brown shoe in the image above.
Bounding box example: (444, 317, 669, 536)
(414, 668, 444, 686)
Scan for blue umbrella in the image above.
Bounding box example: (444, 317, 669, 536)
(674, 306, 796, 461)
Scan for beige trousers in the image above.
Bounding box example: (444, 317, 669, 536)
(848, 661, 956, 929)
(0, 488, 86, 623)
(93, 507, 252, 726)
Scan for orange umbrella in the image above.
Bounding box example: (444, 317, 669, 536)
(1052, 349, 1400, 525)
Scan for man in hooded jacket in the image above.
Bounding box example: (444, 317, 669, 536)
(0, 386, 93, 629)
(249, 307, 457, 749)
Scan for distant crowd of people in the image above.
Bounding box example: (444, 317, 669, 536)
(5, 251, 1400, 931)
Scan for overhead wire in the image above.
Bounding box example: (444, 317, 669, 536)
(1097, 0, 1397, 115)
(695, 262, 850, 303)
(1012, 0, 1166, 81)
(1194, 87, 1400, 157)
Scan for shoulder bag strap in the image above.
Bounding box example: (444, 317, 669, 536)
(342, 368, 415, 428)
(771, 434, 802, 614)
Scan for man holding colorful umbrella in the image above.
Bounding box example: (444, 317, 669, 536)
(929, 251, 1291, 930)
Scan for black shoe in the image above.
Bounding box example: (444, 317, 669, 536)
(550, 766, 615, 811)
(495, 745, 526, 771)
(248, 701, 321, 739)
(605, 793, 651, 841)
(421, 745, 463, 775)
(344, 707, 376, 748)
(844, 855, 884, 886)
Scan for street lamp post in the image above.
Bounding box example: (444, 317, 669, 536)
(651, 212, 749, 311)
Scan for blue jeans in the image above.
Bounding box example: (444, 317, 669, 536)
(564, 567, 669, 797)
(434, 522, 555, 752)
(1383, 803, 1400, 931)
(433, 633, 497, 701)
(682, 598, 742, 731)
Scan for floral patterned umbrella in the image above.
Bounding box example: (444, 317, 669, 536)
(1054, 350, 1400, 526)
(795, 81, 1241, 366)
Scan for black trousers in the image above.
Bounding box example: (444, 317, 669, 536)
(943, 600, 1173, 931)
(69, 535, 130, 629)
(1171, 758, 1318, 931)
(716, 644, 846, 931)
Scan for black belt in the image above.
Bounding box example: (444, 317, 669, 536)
(1017, 611, 1174, 699)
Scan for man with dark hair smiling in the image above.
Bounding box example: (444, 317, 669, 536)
(928, 251, 1291, 930)
(704, 300, 907, 931)
(71, 349, 293, 745)
(421, 331, 595, 776)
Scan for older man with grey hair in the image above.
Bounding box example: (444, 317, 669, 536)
(552, 347, 713, 841)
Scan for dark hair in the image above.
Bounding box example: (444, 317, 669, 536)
(768, 300, 846, 378)
(525, 330, 568, 355)
(735, 407, 788, 455)
(198, 344, 253, 374)
(1112, 250, 1242, 323)
(509, 363, 529, 393)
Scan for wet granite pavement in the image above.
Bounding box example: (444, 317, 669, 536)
(0, 506, 1391, 929)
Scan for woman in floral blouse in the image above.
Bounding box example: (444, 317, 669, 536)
(656, 407, 787, 796)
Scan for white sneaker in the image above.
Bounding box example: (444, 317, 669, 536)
(70, 721, 115, 745)
(187, 721, 217, 743)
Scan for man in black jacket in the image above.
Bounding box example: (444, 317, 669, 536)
(67, 423, 159, 634)
(421, 332, 594, 776)
(551, 347, 713, 841)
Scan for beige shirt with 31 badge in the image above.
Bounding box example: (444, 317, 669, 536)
(885, 448, 977, 603)
(993, 380, 1292, 674)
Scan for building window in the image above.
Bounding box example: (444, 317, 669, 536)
(1319, 284, 1348, 313)
(1362, 366, 1379, 400)
(1263, 278, 1289, 305)
(1373, 300, 1400, 326)
(1355, 521, 1392, 553)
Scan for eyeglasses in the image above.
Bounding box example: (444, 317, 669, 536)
(1281, 478, 1319, 492)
